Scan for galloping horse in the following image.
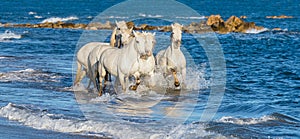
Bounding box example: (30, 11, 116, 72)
(74, 21, 130, 87)
(87, 28, 133, 90)
(155, 23, 186, 90)
(130, 32, 156, 90)
(96, 31, 148, 96)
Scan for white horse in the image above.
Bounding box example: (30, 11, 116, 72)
(130, 32, 156, 90)
(155, 23, 186, 89)
(74, 42, 109, 87)
(110, 21, 128, 48)
(87, 28, 133, 90)
(74, 21, 129, 86)
(96, 31, 148, 96)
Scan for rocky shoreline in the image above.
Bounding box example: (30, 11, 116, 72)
(0, 15, 292, 34)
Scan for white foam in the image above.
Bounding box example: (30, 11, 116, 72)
(0, 68, 61, 83)
(176, 16, 206, 19)
(0, 30, 22, 41)
(138, 13, 163, 18)
(28, 11, 37, 15)
(245, 28, 269, 34)
(40, 16, 79, 23)
(145, 64, 209, 90)
(148, 14, 163, 18)
(107, 16, 128, 19)
(0, 103, 227, 138)
(34, 15, 43, 19)
(218, 115, 276, 125)
(139, 13, 146, 17)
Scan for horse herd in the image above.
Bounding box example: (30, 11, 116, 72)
(74, 21, 186, 96)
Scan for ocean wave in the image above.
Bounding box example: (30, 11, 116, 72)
(217, 113, 299, 125)
(28, 11, 37, 15)
(0, 103, 227, 138)
(175, 16, 206, 19)
(139, 13, 163, 18)
(0, 68, 61, 83)
(0, 30, 22, 41)
(40, 16, 78, 23)
(218, 115, 275, 125)
(245, 28, 269, 34)
(34, 15, 43, 19)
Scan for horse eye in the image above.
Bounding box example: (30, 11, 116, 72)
(117, 28, 120, 30)
(136, 41, 139, 43)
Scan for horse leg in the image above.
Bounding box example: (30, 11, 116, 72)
(129, 74, 140, 91)
(181, 68, 186, 87)
(104, 70, 111, 82)
(98, 65, 106, 96)
(171, 69, 180, 87)
(118, 72, 126, 93)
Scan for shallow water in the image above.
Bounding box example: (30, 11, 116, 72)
(0, 0, 299, 139)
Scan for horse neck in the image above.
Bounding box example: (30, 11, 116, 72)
(122, 38, 139, 61)
(170, 39, 181, 51)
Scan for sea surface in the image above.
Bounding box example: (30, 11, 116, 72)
(0, 0, 299, 138)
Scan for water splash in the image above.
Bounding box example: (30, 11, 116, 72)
(0, 30, 22, 41)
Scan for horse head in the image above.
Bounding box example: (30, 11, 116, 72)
(143, 31, 156, 57)
(171, 23, 183, 49)
(113, 21, 131, 48)
(118, 27, 134, 47)
(132, 31, 147, 60)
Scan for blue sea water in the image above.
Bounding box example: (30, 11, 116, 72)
(0, 0, 299, 138)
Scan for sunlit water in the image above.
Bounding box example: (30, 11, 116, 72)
(0, 0, 299, 138)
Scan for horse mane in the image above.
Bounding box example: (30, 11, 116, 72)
(110, 27, 117, 47)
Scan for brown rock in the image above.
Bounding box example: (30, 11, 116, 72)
(240, 16, 247, 19)
(206, 15, 224, 26)
(126, 21, 135, 29)
(225, 16, 244, 32)
(61, 23, 75, 28)
(272, 28, 282, 31)
(74, 23, 87, 29)
(206, 15, 227, 32)
(160, 26, 171, 32)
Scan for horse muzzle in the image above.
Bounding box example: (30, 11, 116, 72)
(140, 55, 148, 60)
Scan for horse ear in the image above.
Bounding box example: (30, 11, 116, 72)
(171, 24, 174, 28)
(130, 27, 133, 33)
(153, 32, 156, 36)
(132, 30, 137, 37)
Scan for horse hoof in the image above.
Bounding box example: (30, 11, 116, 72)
(174, 82, 180, 87)
(98, 91, 103, 96)
(129, 85, 137, 91)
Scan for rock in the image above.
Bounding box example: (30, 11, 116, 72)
(206, 15, 224, 26)
(87, 26, 98, 30)
(61, 23, 75, 28)
(240, 16, 247, 19)
(225, 16, 244, 32)
(4, 23, 12, 27)
(159, 26, 171, 32)
(74, 23, 87, 29)
(206, 15, 227, 32)
(126, 21, 135, 29)
(266, 15, 293, 19)
(272, 28, 282, 31)
(183, 21, 212, 34)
